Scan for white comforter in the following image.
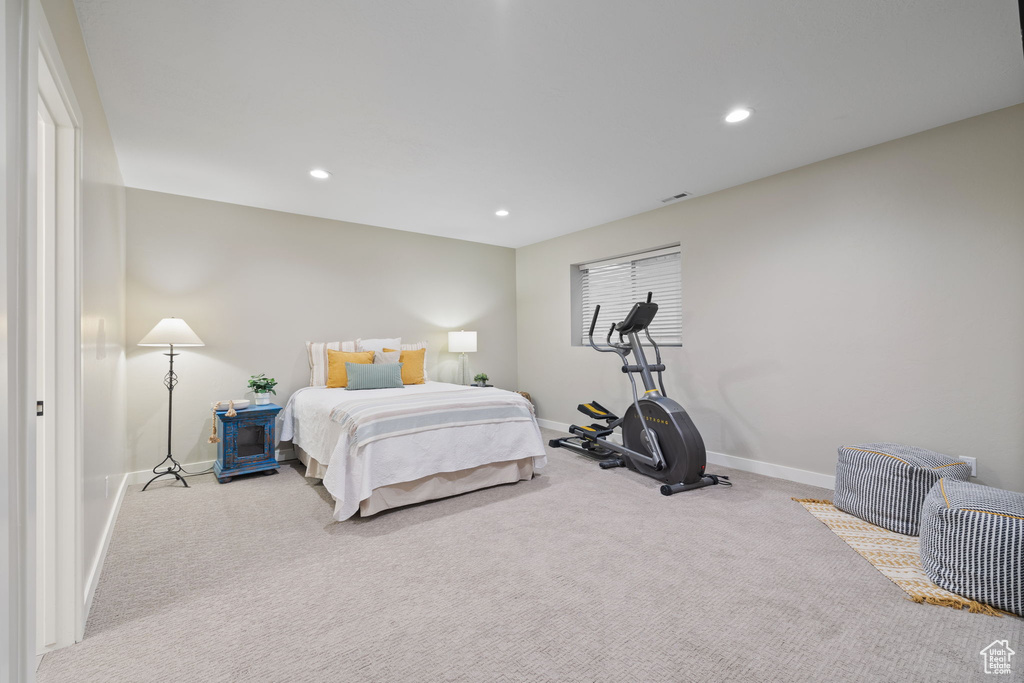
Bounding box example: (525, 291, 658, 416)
(280, 382, 547, 520)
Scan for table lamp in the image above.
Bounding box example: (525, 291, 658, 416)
(448, 330, 477, 385)
(138, 317, 204, 490)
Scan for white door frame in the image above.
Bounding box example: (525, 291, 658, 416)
(3, 0, 36, 678)
(31, 0, 85, 653)
(4, 1, 84, 675)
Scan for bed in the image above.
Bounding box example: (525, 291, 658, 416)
(280, 381, 547, 520)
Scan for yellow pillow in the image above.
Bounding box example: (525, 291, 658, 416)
(327, 350, 374, 388)
(384, 347, 425, 385)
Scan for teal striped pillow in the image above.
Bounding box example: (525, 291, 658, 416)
(345, 362, 404, 390)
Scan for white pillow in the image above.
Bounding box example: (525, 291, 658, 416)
(373, 350, 401, 364)
(400, 341, 429, 381)
(305, 340, 357, 386)
(356, 337, 401, 356)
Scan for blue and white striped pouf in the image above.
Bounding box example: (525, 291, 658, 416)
(834, 443, 971, 536)
(920, 478, 1024, 617)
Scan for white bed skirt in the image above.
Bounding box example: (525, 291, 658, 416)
(295, 445, 534, 517)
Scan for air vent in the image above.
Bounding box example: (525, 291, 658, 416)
(660, 191, 691, 203)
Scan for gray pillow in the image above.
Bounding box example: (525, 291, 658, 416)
(373, 350, 401, 364)
(345, 362, 404, 390)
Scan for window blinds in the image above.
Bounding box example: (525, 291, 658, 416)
(579, 247, 682, 345)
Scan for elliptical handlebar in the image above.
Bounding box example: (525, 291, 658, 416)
(643, 325, 668, 396)
(588, 304, 629, 355)
(586, 291, 664, 403)
(588, 304, 601, 337)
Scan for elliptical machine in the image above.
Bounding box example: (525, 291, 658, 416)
(549, 292, 729, 495)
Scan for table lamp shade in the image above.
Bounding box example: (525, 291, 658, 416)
(138, 318, 205, 347)
(448, 330, 477, 353)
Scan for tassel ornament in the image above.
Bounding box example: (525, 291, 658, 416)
(208, 403, 221, 444)
(209, 400, 238, 444)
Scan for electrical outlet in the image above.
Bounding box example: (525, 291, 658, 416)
(105, 475, 109, 498)
(958, 456, 977, 477)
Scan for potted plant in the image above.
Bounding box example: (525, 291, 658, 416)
(473, 372, 489, 387)
(248, 373, 278, 405)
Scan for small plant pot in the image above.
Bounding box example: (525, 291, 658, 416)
(254, 392, 270, 405)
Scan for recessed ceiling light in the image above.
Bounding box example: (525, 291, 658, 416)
(724, 108, 752, 124)
(309, 169, 331, 179)
(495, 209, 509, 217)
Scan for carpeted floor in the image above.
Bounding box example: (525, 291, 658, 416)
(39, 430, 1021, 682)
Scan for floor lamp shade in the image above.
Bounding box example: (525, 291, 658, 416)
(138, 318, 205, 347)
(448, 330, 477, 353)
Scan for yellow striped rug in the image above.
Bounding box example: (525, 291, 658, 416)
(793, 498, 1006, 617)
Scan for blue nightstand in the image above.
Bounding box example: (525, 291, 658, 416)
(214, 403, 282, 483)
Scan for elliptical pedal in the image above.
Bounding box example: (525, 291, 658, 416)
(577, 401, 618, 422)
(569, 423, 614, 439)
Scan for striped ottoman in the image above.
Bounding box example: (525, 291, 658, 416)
(920, 478, 1024, 617)
(834, 443, 971, 536)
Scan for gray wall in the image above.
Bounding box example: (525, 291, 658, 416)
(41, 0, 129, 584)
(516, 104, 1024, 492)
(126, 190, 519, 472)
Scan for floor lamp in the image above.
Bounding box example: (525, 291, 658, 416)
(448, 330, 477, 385)
(138, 317, 204, 491)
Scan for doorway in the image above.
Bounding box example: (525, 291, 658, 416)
(34, 16, 84, 655)
(35, 95, 57, 656)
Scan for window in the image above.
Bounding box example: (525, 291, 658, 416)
(574, 245, 682, 345)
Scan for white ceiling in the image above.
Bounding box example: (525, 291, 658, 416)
(74, 1, 1023, 248)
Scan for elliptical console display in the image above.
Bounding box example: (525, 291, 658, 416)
(549, 292, 730, 495)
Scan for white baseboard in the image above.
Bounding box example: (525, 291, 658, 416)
(536, 418, 570, 432)
(83, 472, 128, 627)
(126, 449, 295, 485)
(705, 450, 834, 489)
(125, 459, 216, 485)
(537, 417, 834, 490)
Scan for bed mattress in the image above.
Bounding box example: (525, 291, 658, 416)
(281, 382, 547, 520)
